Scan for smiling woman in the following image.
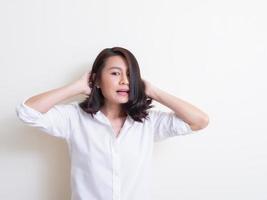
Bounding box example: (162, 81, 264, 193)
(16, 46, 209, 200)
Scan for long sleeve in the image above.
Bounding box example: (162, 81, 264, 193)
(15, 97, 75, 140)
(148, 109, 194, 142)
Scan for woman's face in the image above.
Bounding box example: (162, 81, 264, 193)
(98, 55, 130, 105)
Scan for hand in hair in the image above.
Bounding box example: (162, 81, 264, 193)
(74, 70, 92, 96)
(142, 79, 155, 98)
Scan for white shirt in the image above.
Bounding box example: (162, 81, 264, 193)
(15, 98, 193, 200)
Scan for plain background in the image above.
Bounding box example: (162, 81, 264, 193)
(1, 0, 267, 199)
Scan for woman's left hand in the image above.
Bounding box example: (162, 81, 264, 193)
(142, 79, 155, 98)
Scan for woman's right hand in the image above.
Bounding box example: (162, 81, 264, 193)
(74, 70, 92, 96)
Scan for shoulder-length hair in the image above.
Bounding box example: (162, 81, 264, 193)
(78, 47, 154, 122)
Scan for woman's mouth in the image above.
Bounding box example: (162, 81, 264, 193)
(116, 90, 129, 96)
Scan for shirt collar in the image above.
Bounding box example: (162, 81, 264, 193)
(94, 110, 135, 127)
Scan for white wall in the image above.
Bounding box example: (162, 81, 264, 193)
(1, 0, 267, 199)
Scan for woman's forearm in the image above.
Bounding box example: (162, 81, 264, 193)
(25, 82, 83, 113)
(144, 80, 209, 131)
(25, 71, 91, 113)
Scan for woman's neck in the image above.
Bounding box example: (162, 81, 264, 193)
(100, 105, 127, 120)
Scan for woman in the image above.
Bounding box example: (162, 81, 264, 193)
(16, 47, 209, 200)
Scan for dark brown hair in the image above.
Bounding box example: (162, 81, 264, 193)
(79, 47, 154, 122)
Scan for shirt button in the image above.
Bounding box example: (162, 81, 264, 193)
(115, 170, 119, 176)
(114, 145, 118, 151)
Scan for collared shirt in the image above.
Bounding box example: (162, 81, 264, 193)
(15, 98, 193, 200)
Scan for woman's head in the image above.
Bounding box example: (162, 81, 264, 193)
(79, 47, 153, 122)
(95, 55, 130, 105)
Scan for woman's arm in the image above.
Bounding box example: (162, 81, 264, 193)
(143, 79, 209, 131)
(25, 71, 91, 113)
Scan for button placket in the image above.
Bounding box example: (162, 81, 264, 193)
(111, 137, 121, 200)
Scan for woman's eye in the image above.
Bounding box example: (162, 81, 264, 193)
(111, 72, 120, 75)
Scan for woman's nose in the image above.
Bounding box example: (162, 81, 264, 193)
(120, 74, 129, 85)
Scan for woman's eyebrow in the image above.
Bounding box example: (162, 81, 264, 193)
(108, 66, 129, 73)
(108, 66, 122, 71)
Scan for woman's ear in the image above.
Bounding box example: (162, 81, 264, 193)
(91, 73, 100, 88)
(88, 72, 95, 88)
(91, 72, 96, 80)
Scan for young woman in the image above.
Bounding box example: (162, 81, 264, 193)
(16, 47, 209, 200)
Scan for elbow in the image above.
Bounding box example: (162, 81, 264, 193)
(190, 114, 209, 131)
(200, 115, 210, 129)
